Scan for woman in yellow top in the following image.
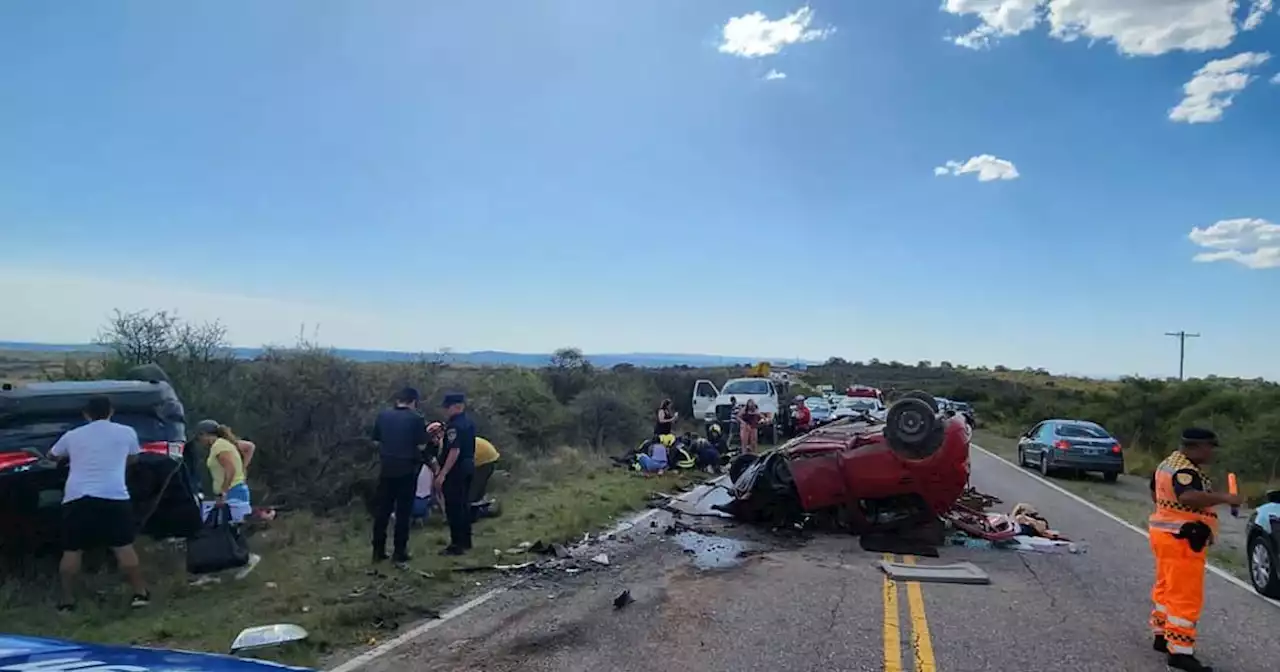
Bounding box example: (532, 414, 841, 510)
(194, 419, 250, 510)
(469, 437, 500, 504)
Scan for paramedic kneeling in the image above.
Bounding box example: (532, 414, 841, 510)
(1147, 427, 1242, 672)
(51, 395, 150, 611)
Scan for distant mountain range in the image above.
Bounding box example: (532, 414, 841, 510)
(0, 341, 816, 370)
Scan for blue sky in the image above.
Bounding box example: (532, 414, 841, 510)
(1, 1, 1277, 379)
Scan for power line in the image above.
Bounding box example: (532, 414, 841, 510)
(1164, 331, 1201, 380)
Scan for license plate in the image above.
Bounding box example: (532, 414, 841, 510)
(1085, 448, 1102, 456)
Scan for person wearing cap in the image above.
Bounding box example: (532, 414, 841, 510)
(1147, 427, 1243, 672)
(435, 392, 476, 556)
(370, 387, 430, 565)
(193, 420, 254, 523)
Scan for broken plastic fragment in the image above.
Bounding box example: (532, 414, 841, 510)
(591, 554, 610, 566)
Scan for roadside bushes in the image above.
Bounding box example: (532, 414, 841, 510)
(807, 359, 1280, 485)
(65, 311, 671, 513)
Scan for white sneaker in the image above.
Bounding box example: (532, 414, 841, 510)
(234, 553, 262, 580)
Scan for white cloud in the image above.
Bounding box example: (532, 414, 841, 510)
(1169, 51, 1271, 124)
(718, 6, 834, 58)
(943, 0, 1043, 50)
(1189, 218, 1280, 269)
(934, 154, 1021, 181)
(942, 0, 1242, 57)
(1272, 72, 1280, 83)
(1244, 0, 1274, 30)
(763, 69, 788, 80)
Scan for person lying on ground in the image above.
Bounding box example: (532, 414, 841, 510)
(636, 434, 672, 473)
(470, 436, 500, 504)
(51, 395, 150, 612)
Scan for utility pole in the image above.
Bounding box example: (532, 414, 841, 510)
(1164, 331, 1201, 380)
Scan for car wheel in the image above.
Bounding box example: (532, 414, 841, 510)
(1102, 471, 1119, 483)
(1017, 447, 1026, 467)
(1247, 533, 1280, 598)
(1039, 452, 1052, 477)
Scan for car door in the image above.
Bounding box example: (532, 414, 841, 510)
(1019, 422, 1045, 462)
(691, 379, 719, 420)
(1033, 422, 1057, 462)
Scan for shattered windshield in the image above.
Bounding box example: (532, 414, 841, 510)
(721, 380, 771, 396)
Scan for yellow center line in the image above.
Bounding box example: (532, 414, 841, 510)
(904, 555, 938, 672)
(883, 553, 903, 672)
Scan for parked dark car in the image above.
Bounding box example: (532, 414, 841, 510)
(1016, 419, 1123, 482)
(0, 375, 203, 552)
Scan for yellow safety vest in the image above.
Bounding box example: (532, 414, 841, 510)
(1148, 451, 1218, 542)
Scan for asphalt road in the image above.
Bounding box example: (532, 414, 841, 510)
(342, 447, 1279, 672)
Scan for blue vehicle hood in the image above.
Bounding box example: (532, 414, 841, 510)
(0, 635, 313, 672)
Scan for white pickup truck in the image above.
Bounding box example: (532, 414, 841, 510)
(690, 377, 782, 442)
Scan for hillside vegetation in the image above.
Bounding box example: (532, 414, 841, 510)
(10, 311, 1279, 504)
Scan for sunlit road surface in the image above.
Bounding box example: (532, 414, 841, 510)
(340, 448, 1278, 672)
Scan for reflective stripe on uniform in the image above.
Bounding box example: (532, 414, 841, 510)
(1167, 614, 1195, 628)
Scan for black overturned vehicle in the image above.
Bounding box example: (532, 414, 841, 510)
(0, 366, 202, 553)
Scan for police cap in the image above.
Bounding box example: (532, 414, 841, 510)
(1180, 427, 1219, 446)
(442, 392, 466, 408)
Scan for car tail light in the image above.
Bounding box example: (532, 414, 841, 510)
(0, 452, 37, 471)
(1054, 440, 1071, 450)
(1111, 443, 1122, 454)
(141, 441, 185, 458)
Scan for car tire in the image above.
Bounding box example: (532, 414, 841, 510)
(1039, 453, 1052, 477)
(1102, 471, 1119, 483)
(1247, 532, 1280, 598)
(1017, 447, 1027, 467)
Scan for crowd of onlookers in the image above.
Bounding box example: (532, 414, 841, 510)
(47, 387, 502, 611)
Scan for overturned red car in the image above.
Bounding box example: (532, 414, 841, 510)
(720, 392, 971, 532)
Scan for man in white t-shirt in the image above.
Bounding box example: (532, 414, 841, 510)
(49, 395, 150, 611)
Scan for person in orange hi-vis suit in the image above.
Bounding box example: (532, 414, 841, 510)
(1146, 427, 1243, 672)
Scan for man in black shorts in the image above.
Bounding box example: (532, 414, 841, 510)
(50, 395, 150, 611)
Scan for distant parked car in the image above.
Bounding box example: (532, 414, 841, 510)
(832, 396, 887, 422)
(1016, 419, 1123, 482)
(1247, 489, 1280, 598)
(804, 397, 835, 424)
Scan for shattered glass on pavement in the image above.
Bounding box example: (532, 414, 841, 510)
(671, 531, 752, 570)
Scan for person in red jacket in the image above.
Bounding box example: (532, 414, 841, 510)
(792, 395, 812, 434)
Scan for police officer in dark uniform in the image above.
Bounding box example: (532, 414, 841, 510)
(435, 392, 476, 556)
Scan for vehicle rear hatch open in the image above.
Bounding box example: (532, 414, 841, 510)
(0, 382, 202, 551)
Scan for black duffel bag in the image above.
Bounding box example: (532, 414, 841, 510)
(186, 504, 249, 574)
